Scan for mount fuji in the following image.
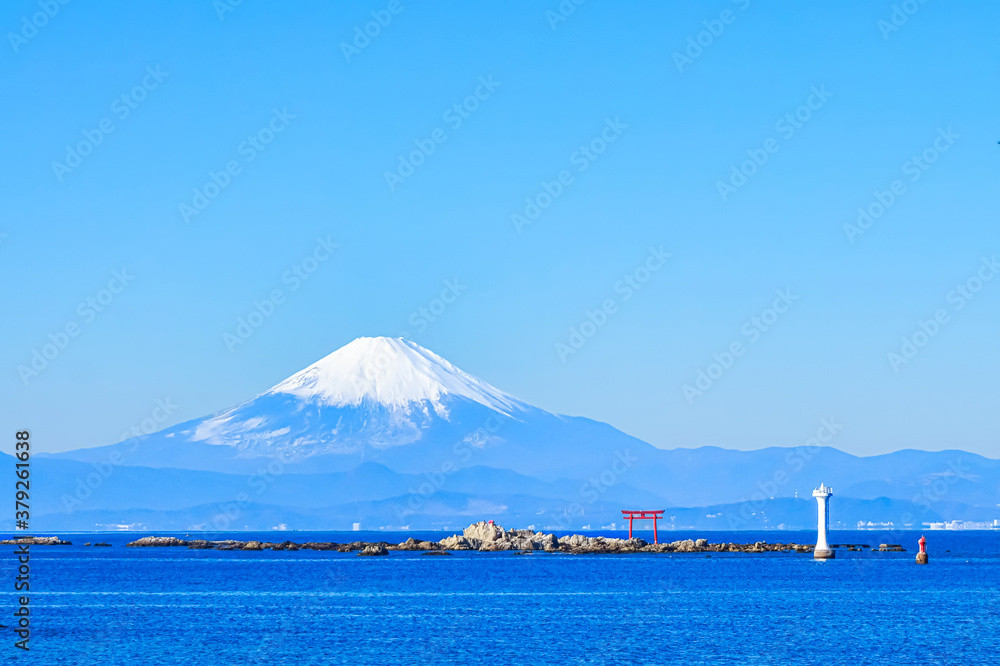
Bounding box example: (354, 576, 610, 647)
(50, 337, 654, 478)
(22, 337, 1000, 531)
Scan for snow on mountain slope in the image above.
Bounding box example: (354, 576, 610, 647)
(266, 337, 523, 416)
(39, 336, 1000, 529)
(162, 337, 537, 461)
(48, 336, 657, 477)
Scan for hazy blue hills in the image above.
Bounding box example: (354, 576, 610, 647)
(19, 337, 999, 532)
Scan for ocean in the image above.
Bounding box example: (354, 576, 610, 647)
(2, 530, 996, 664)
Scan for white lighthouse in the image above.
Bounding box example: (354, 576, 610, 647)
(812, 483, 834, 559)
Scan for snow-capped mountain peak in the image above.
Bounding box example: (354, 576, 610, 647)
(266, 337, 522, 415)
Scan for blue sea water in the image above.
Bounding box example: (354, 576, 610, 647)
(1, 529, 997, 665)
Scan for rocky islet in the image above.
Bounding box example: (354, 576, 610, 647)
(10, 522, 889, 555)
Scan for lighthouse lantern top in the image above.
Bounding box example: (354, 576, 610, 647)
(812, 483, 833, 497)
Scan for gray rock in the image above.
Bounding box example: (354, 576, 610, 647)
(186, 540, 214, 549)
(300, 542, 339, 551)
(454, 522, 564, 552)
(359, 544, 389, 556)
(395, 537, 440, 551)
(671, 539, 697, 552)
(439, 535, 474, 550)
(0, 536, 72, 546)
(126, 536, 186, 547)
(559, 534, 588, 548)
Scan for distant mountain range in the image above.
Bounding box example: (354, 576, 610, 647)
(15, 337, 1000, 531)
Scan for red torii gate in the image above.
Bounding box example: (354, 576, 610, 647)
(621, 510, 664, 544)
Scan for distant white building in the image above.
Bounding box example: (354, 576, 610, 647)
(924, 520, 1000, 530)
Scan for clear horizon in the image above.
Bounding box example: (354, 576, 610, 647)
(3, 1, 998, 458)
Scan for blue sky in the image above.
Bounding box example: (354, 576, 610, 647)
(2, 1, 998, 456)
